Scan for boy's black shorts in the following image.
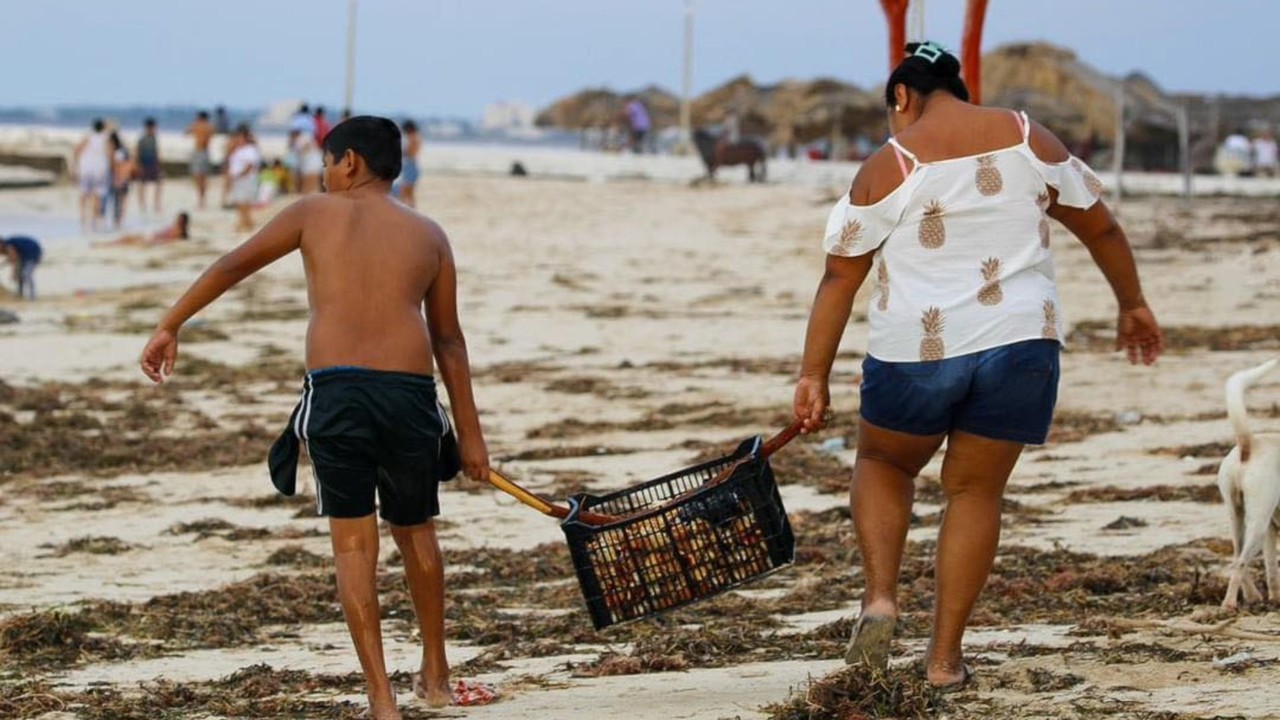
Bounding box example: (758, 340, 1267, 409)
(268, 367, 461, 527)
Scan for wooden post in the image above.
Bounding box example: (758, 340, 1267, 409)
(343, 0, 357, 116)
(881, 0, 910, 71)
(961, 0, 989, 104)
(1112, 86, 1126, 200)
(1177, 105, 1191, 197)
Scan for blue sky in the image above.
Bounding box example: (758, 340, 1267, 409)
(5, 0, 1273, 118)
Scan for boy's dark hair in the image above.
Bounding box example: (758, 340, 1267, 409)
(92, 118, 105, 132)
(299, 103, 310, 114)
(884, 41, 969, 106)
(176, 212, 190, 239)
(144, 117, 156, 128)
(402, 119, 418, 133)
(323, 116, 402, 181)
(315, 106, 325, 116)
(197, 110, 210, 120)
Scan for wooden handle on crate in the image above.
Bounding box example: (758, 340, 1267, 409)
(487, 469, 619, 526)
(703, 420, 805, 490)
(762, 420, 803, 458)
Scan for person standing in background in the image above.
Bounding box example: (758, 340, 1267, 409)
(1252, 129, 1278, 178)
(108, 131, 135, 229)
(214, 106, 230, 135)
(74, 118, 111, 231)
(315, 106, 332, 145)
(136, 117, 162, 215)
(393, 120, 422, 208)
(186, 111, 215, 208)
(623, 96, 651, 154)
(226, 124, 262, 231)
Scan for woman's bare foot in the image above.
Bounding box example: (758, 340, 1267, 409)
(413, 669, 451, 708)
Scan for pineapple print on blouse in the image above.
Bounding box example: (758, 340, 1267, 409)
(818, 111, 1100, 362)
(1042, 299, 1059, 340)
(876, 260, 890, 311)
(975, 155, 1003, 196)
(919, 200, 946, 249)
(1036, 192, 1051, 248)
(1072, 158, 1105, 197)
(833, 218, 863, 256)
(978, 257, 1003, 306)
(919, 307, 945, 361)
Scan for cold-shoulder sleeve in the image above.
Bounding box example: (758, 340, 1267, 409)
(821, 190, 906, 257)
(1032, 154, 1104, 209)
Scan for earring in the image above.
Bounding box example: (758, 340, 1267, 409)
(894, 105, 903, 113)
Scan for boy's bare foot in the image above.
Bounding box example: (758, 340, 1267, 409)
(367, 684, 400, 720)
(413, 669, 451, 708)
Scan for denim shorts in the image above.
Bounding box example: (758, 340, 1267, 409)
(859, 339, 1060, 445)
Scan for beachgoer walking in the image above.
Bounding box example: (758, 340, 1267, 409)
(136, 117, 162, 215)
(141, 115, 489, 720)
(73, 119, 111, 230)
(624, 96, 651, 154)
(393, 120, 421, 208)
(794, 42, 1163, 689)
(186, 111, 215, 208)
(2, 236, 42, 300)
(225, 125, 262, 231)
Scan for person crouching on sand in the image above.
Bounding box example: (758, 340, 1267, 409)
(140, 116, 489, 719)
(793, 42, 1164, 690)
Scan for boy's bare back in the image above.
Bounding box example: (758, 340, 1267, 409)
(299, 191, 446, 375)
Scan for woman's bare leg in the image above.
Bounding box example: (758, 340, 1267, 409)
(926, 430, 1024, 686)
(852, 420, 946, 619)
(331, 515, 400, 720)
(389, 520, 451, 708)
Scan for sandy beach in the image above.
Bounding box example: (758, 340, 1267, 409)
(2, 166, 1279, 720)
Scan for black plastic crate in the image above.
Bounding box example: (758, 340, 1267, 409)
(561, 436, 795, 629)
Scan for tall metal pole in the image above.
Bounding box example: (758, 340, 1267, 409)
(1177, 105, 1191, 197)
(678, 0, 695, 155)
(1112, 85, 1126, 201)
(343, 0, 358, 117)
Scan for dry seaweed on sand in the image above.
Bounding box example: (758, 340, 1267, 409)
(499, 444, 640, 461)
(765, 666, 945, 720)
(1150, 441, 1235, 459)
(43, 535, 135, 557)
(1065, 484, 1221, 504)
(264, 545, 329, 568)
(1046, 410, 1123, 443)
(0, 609, 140, 668)
(1068, 320, 1280, 352)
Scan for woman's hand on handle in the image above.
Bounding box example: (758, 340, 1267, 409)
(794, 374, 831, 433)
(1116, 305, 1163, 366)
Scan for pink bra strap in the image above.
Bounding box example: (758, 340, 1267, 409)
(1012, 110, 1030, 141)
(889, 141, 911, 180)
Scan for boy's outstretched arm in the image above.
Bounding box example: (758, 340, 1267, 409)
(424, 234, 489, 483)
(140, 198, 311, 383)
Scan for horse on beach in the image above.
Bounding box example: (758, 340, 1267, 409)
(693, 129, 767, 184)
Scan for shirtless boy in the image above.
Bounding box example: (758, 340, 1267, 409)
(186, 111, 216, 208)
(140, 116, 489, 719)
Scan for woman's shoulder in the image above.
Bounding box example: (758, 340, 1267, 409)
(849, 144, 908, 207)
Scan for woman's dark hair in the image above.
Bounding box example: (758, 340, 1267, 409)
(109, 132, 123, 150)
(402, 119, 418, 133)
(884, 41, 969, 106)
(323, 115, 402, 181)
(176, 212, 190, 239)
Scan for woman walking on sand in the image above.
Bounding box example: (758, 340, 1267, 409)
(793, 42, 1164, 689)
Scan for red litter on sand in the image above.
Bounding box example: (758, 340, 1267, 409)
(451, 680, 498, 706)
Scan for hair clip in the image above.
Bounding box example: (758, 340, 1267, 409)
(912, 42, 945, 64)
